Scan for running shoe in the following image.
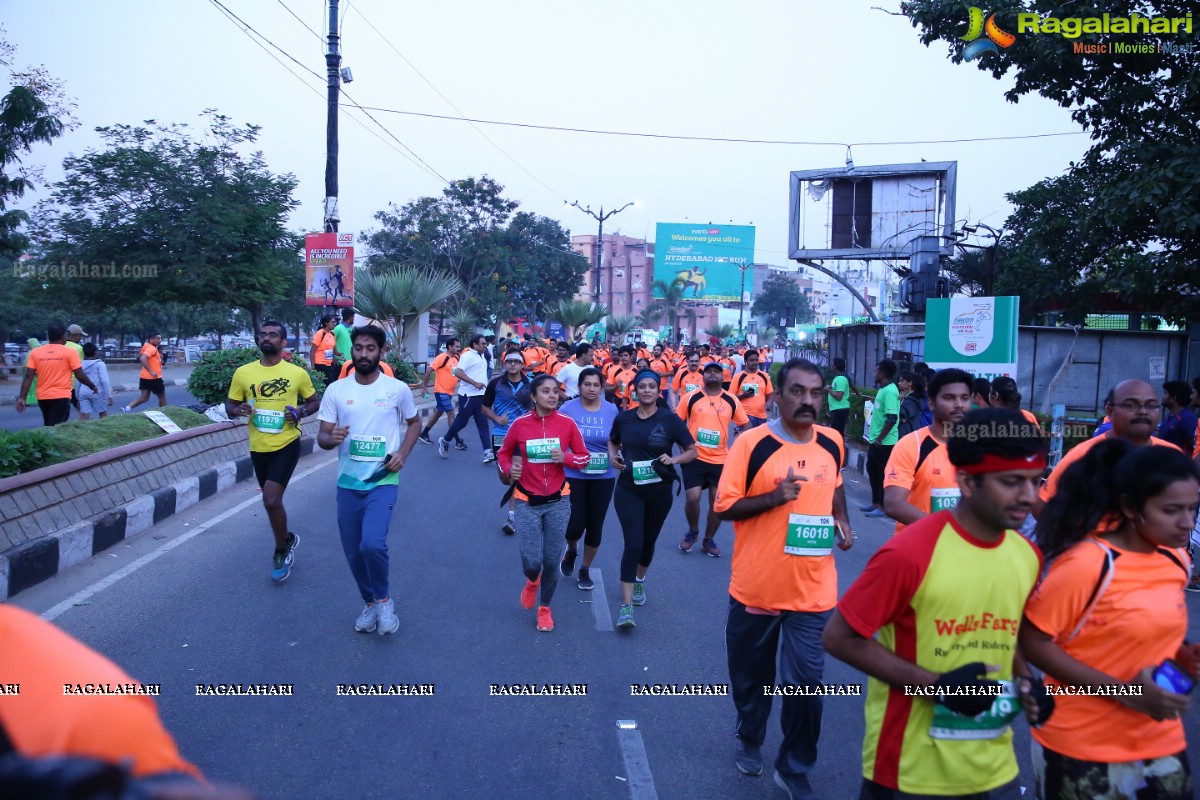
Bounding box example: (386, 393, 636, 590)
(1188, 578, 1200, 593)
(632, 581, 646, 606)
(561, 549, 577, 577)
(864, 508, 889, 519)
(354, 603, 378, 633)
(482, 450, 496, 464)
(376, 598, 399, 636)
(773, 770, 813, 800)
(536, 606, 554, 632)
(680, 530, 699, 552)
(521, 577, 540, 609)
(701, 538, 721, 558)
(418, 431, 432, 445)
(617, 604, 636, 628)
(437, 437, 449, 458)
(270, 550, 290, 582)
(735, 740, 763, 776)
(577, 568, 593, 591)
(454, 439, 468, 451)
(858, 504, 876, 513)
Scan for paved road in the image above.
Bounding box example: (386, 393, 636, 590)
(0, 383, 202, 430)
(13, 426, 1200, 800)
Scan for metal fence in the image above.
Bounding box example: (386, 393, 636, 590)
(827, 323, 1189, 418)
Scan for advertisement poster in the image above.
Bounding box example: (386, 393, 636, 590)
(305, 232, 354, 307)
(924, 296, 1019, 381)
(654, 223, 755, 302)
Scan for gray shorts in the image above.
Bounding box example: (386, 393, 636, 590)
(78, 393, 108, 416)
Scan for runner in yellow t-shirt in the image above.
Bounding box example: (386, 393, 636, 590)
(226, 321, 319, 583)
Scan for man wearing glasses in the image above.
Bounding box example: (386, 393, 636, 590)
(1035, 378, 1179, 513)
(226, 322, 320, 582)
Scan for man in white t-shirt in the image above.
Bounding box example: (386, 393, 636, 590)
(555, 342, 594, 402)
(438, 333, 490, 458)
(317, 326, 420, 636)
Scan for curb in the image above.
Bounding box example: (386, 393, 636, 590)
(0, 378, 190, 407)
(0, 401, 436, 600)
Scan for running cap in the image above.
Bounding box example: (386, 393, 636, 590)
(67, 324, 87, 336)
(702, 362, 724, 372)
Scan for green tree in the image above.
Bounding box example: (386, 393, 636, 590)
(352, 266, 464, 357)
(899, 1, 1200, 321)
(605, 315, 639, 344)
(495, 212, 589, 329)
(30, 112, 302, 333)
(551, 298, 608, 342)
(750, 273, 814, 326)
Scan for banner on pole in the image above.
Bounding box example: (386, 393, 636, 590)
(924, 296, 1019, 382)
(305, 232, 354, 307)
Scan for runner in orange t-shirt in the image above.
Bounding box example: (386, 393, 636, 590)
(671, 352, 705, 407)
(125, 332, 167, 412)
(606, 347, 637, 408)
(418, 338, 461, 445)
(309, 314, 340, 386)
(677, 362, 751, 556)
(714, 357, 852, 787)
(0, 604, 204, 782)
(730, 349, 773, 426)
(1021, 439, 1198, 799)
(883, 368, 972, 534)
(15, 322, 95, 426)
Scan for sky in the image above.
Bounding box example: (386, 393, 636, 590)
(3, 0, 1091, 270)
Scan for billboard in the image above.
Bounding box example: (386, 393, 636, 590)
(305, 232, 354, 307)
(925, 296, 1019, 382)
(654, 223, 754, 303)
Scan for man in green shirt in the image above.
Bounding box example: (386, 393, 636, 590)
(65, 324, 87, 415)
(333, 308, 355, 366)
(824, 357, 853, 467)
(862, 358, 899, 518)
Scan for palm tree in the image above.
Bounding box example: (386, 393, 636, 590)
(637, 304, 665, 333)
(445, 306, 479, 346)
(652, 279, 687, 341)
(704, 324, 735, 344)
(353, 266, 464, 357)
(551, 298, 608, 341)
(605, 314, 639, 345)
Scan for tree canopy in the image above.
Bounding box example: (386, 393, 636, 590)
(750, 272, 815, 327)
(898, 1, 1200, 321)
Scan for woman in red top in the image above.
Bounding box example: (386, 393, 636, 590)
(497, 373, 591, 632)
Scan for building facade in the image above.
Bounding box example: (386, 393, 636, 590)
(571, 234, 655, 319)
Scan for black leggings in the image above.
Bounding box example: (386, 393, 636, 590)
(566, 477, 616, 549)
(613, 480, 674, 583)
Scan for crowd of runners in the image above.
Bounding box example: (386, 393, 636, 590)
(216, 322, 1200, 799)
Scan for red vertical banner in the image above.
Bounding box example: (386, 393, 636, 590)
(305, 232, 355, 307)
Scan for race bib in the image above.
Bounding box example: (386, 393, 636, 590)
(632, 460, 662, 485)
(583, 452, 609, 474)
(785, 514, 835, 557)
(492, 433, 506, 450)
(525, 437, 560, 464)
(252, 408, 285, 434)
(349, 434, 387, 462)
(618, 380, 628, 395)
(323, 349, 333, 361)
(745, 382, 759, 396)
(929, 680, 1022, 740)
(685, 383, 700, 394)
(696, 427, 721, 449)
(930, 487, 961, 512)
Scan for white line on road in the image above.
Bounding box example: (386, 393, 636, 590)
(616, 720, 659, 800)
(591, 567, 614, 631)
(42, 458, 336, 622)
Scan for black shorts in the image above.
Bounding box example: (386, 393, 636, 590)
(139, 377, 166, 395)
(250, 439, 302, 489)
(682, 459, 723, 491)
(318, 363, 340, 386)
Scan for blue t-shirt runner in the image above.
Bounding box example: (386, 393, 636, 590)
(484, 372, 533, 452)
(561, 397, 621, 480)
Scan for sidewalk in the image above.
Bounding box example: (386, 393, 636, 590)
(0, 363, 195, 406)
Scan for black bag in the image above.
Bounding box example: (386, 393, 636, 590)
(500, 482, 563, 507)
(651, 459, 682, 496)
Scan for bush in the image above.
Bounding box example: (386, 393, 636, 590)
(0, 429, 61, 478)
(187, 348, 326, 405)
(383, 352, 419, 384)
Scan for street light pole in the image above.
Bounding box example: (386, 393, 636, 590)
(737, 262, 752, 339)
(323, 0, 341, 234)
(566, 200, 636, 308)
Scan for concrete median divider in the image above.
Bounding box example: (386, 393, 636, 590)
(0, 396, 435, 600)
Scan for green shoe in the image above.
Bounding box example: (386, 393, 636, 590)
(632, 581, 646, 606)
(617, 604, 636, 628)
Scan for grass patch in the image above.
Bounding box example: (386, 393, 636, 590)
(46, 407, 216, 465)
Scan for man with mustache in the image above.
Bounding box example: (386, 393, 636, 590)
(1036, 378, 1180, 514)
(714, 358, 854, 795)
(883, 369, 974, 535)
(226, 321, 319, 582)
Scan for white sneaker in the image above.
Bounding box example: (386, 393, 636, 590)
(121, 406, 131, 413)
(354, 603, 378, 633)
(437, 437, 449, 459)
(482, 450, 496, 464)
(376, 598, 399, 635)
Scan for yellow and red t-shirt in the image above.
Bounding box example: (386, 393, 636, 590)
(1025, 537, 1190, 762)
(428, 352, 458, 394)
(25, 343, 82, 401)
(312, 329, 336, 366)
(338, 360, 395, 380)
(139, 343, 162, 380)
(837, 511, 1042, 795)
(714, 423, 844, 612)
(883, 428, 960, 534)
(672, 368, 704, 398)
(1041, 434, 1179, 502)
(677, 389, 750, 464)
(0, 605, 202, 780)
(731, 370, 773, 419)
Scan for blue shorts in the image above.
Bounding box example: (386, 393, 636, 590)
(434, 392, 454, 412)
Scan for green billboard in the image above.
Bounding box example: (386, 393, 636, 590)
(925, 296, 1019, 382)
(654, 223, 755, 302)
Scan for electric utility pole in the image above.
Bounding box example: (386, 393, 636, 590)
(324, 0, 341, 234)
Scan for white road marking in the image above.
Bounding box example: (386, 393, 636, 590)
(616, 720, 659, 800)
(591, 567, 614, 631)
(41, 458, 336, 622)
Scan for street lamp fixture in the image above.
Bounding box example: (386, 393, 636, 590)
(567, 200, 637, 307)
